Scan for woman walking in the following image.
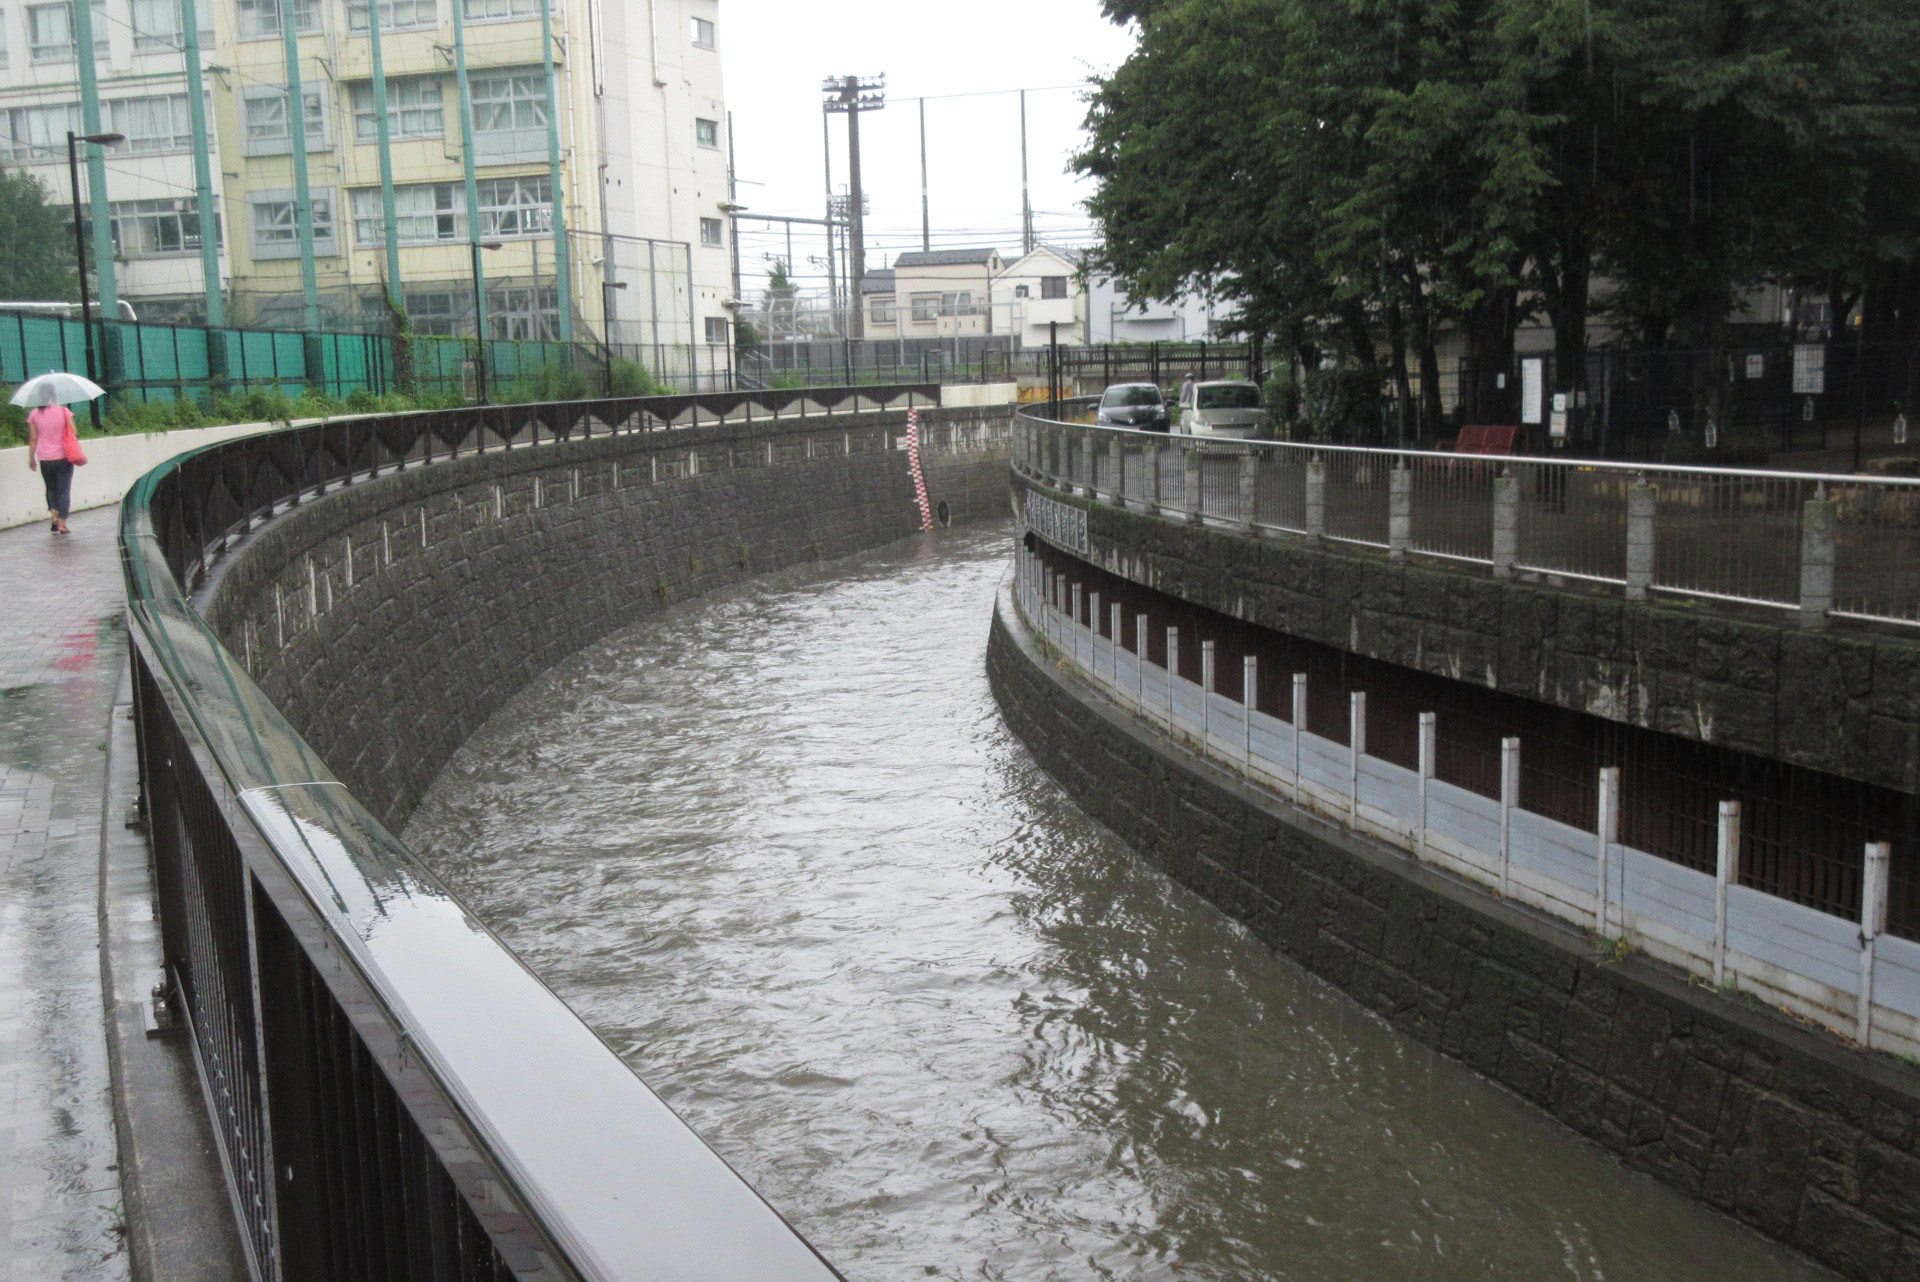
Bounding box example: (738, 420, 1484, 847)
(25, 392, 83, 534)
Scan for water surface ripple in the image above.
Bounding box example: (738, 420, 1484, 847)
(405, 526, 1827, 1281)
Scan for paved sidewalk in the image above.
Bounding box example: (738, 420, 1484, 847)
(0, 506, 129, 1281)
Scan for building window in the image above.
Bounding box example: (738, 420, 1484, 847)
(347, 0, 434, 30)
(350, 76, 443, 141)
(110, 198, 219, 256)
(131, 0, 211, 51)
(107, 95, 194, 154)
(488, 285, 557, 340)
(698, 217, 724, 248)
(869, 295, 895, 324)
(910, 292, 941, 324)
(462, 0, 541, 20)
(404, 291, 459, 335)
(250, 189, 336, 259)
(703, 316, 728, 344)
(695, 117, 719, 149)
(27, 2, 106, 63)
(471, 71, 548, 132)
(351, 182, 460, 245)
(1, 102, 80, 162)
(1040, 275, 1068, 300)
(242, 85, 328, 155)
(475, 175, 551, 237)
(690, 15, 714, 48)
(236, 0, 320, 40)
(1013, 284, 1028, 299)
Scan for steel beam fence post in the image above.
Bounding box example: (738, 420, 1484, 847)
(1201, 640, 1215, 747)
(1291, 672, 1307, 803)
(1348, 691, 1366, 826)
(1596, 766, 1621, 934)
(1860, 841, 1891, 1045)
(1500, 737, 1520, 897)
(1165, 626, 1179, 728)
(1136, 613, 1149, 708)
(1715, 800, 1739, 986)
(1417, 712, 1436, 863)
(1243, 654, 1257, 769)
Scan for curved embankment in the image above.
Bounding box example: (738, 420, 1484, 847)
(198, 406, 1008, 833)
(987, 581, 1920, 1282)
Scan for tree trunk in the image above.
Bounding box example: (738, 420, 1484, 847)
(1463, 284, 1520, 427)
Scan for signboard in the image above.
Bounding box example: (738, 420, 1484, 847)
(1521, 359, 1545, 425)
(1023, 491, 1088, 554)
(1746, 354, 1765, 380)
(1792, 344, 1826, 395)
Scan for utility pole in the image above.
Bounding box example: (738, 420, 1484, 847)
(1019, 88, 1033, 255)
(820, 109, 838, 335)
(918, 97, 930, 254)
(72, 0, 115, 326)
(725, 112, 742, 313)
(823, 74, 884, 339)
(178, 0, 221, 325)
(366, 0, 402, 321)
(539, 0, 572, 343)
(279, 0, 321, 330)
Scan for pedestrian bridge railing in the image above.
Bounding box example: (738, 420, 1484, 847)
(1015, 408, 1920, 629)
(119, 385, 952, 1281)
(1011, 548, 1920, 1059)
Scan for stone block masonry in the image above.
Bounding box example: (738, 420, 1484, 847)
(1013, 471, 1920, 796)
(988, 586, 1920, 1281)
(199, 406, 1009, 834)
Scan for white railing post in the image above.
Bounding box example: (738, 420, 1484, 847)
(1860, 841, 1891, 1044)
(1596, 766, 1620, 933)
(1146, 443, 1164, 516)
(1242, 654, 1258, 767)
(1183, 446, 1204, 523)
(1110, 602, 1123, 690)
(1715, 800, 1739, 986)
(1108, 435, 1125, 505)
(1135, 613, 1149, 707)
(1165, 627, 1180, 727)
(1492, 470, 1518, 579)
(1625, 476, 1655, 602)
(1417, 712, 1436, 862)
(1201, 640, 1216, 746)
(1800, 488, 1836, 630)
(1348, 691, 1366, 826)
(1239, 449, 1259, 534)
(1291, 672, 1308, 803)
(1388, 464, 1412, 559)
(1070, 585, 1082, 659)
(1305, 456, 1327, 538)
(1082, 427, 1100, 499)
(1500, 737, 1520, 896)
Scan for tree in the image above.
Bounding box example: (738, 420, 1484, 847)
(762, 258, 798, 340)
(0, 167, 80, 302)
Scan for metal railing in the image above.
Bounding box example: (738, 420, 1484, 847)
(1015, 409, 1920, 628)
(121, 383, 960, 1281)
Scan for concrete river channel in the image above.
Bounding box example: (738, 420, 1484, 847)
(404, 526, 1830, 1282)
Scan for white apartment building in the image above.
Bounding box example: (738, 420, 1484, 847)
(989, 245, 1084, 348)
(0, 0, 733, 355)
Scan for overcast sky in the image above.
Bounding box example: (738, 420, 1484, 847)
(718, 0, 1136, 297)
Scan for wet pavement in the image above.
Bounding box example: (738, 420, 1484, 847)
(0, 508, 128, 1280)
(407, 525, 1833, 1282)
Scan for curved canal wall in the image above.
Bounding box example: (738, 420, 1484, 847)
(199, 406, 1009, 832)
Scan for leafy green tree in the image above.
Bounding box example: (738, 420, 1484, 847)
(0, 167, 80, 302)
(762, 258, 798, 340)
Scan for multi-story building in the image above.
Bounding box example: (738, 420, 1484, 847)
(989, 246, 1084, 348)
(0, 0, 734, 359)
(860, 247, 1001, 340)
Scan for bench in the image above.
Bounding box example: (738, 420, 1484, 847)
(1439, 423, 1519, 455)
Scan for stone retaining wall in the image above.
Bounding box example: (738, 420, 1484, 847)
(201, 407, 1009, 831)
(988, 587, 1920, 1281)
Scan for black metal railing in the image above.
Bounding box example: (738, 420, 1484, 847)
(121, 383, 945, 1281)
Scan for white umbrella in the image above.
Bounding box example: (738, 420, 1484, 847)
(10, 371, 106, 407)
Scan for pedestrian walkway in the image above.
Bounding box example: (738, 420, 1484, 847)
(0, 506, 129, 1281)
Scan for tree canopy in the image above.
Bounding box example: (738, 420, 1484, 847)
(1076, 0, 1920, 441)
(0, 167, 79, 303)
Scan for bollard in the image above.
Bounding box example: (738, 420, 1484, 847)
(1109, 436, 1126, 506)
(1239, 450, 1259, 534)
(1595, 766, 1620, 933)
(1492, 471, 1518, 579)
(1184, 446, 1204, 523)
(1243, 654, 1258, 767)
(1136, 613, 1150, 707)
(1860, 841, 1891, 1044)
(1417, 712, 1436, 862)
(1388, 464, 1412, 559)
(1715, 800, 1739, 986)
(1165, 627, 1180, 727)
(1146, 442, 1164, 516)
(1201, 640, 1216, 744)
(1111, 602, 1123, 687)
(1625, 477, 1655, 601)
(1800, 491, 1837, 630)
(1082, 427, 1100, 499)
(1500, 738, 1520, 896)
(1348, 692, 1367, 825)
(1305, 456, 1327, 537)
(1291, 672, 1308, 802)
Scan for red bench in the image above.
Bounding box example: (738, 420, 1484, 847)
(1439, 423, 1519, 455)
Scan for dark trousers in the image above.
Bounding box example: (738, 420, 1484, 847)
(39, 460, 74, 519)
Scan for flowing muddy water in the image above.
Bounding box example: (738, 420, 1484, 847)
(405, 525, 1827, 1282)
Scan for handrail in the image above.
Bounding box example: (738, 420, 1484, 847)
(119, 386, 946, 1280)
(1013, 406, 1920, 628)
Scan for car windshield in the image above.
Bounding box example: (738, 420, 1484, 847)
(1102, 385, 1162, 407)
(1197, 384, 1263, 410)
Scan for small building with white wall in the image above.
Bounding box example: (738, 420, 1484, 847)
(990, 246, 1084, 348)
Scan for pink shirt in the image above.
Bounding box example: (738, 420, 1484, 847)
(27, 406, 73, 461)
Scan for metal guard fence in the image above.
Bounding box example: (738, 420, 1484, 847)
(122, 383, 945, 1281)
(1014, 408, 1920, 628)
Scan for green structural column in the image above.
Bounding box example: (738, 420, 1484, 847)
(178, 0, 222, 325)
(451, 0, 485, 340)
(539, 0, 571, 343)
(365, 0, 402, 309)
(279, 0, 321, 329)
(72, 0, 116, 320)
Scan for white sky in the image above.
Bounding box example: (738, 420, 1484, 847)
(717, 0, 1136, 298)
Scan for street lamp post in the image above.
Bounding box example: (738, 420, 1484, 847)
(66, 130, 125, 427)
(469, 239, 502, 403)
(601, 279, 628, 397)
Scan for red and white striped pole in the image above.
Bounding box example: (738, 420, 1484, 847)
(906, 407, 934, 531)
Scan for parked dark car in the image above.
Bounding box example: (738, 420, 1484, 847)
(1094, 382, 1171, 431)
